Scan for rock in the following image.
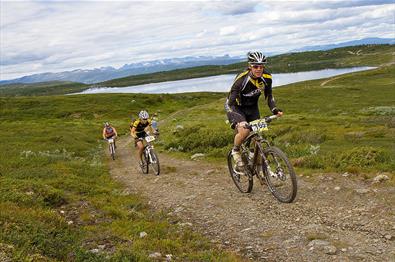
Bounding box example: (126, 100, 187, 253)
(355, 188, 370, 194)
(384, 234, 393, 240)
(178, 222, 193, 227)
(205, 169, 215, 175)
(165, 254, 173, 261)
(308, 239, 337, 254)
(139, 231, 147, 238)
(175, 125, 184, 130)
(323, 245, 337, 255)
(149, 252, 162, 258)
(334, 186, 341, 191)
(191, 153, 205, 160)
(373, 174, 389, 183)
(90, 248, 100, 254)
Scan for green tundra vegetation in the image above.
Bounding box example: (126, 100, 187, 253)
(158, 64, 395, 177)
(0, 45, 394, 260)
(0, 93, 240, 261)
(0, 81, 88, 97)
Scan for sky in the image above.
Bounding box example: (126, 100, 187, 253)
(0, 0, 394, 80)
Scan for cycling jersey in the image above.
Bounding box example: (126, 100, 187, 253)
(225, 69, 277, 128)
(130, 119, 152, 134)
(104, 126, 115, 137)
(226, 69, 276, 110)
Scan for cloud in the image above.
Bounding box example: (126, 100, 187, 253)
(202, 1, 261, 15)
(219, 26, 237, 36)
(1, 0, 394, 80)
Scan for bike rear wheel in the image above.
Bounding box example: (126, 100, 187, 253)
(227, 150, 253, 193)
(140, 149, 149, 174)
(262, 146, 297, 203)
(149, 149, 160, 176)
(109, 142, 115, 160)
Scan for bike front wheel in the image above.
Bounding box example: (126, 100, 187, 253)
(227, 151, 253, 193)
(262, 146, 297, 203)
(149, 149, 160, 176)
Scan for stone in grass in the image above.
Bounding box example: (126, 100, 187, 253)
(373, 174, 389, 183)
(139, 231, 147, 238)
(191, 153, 205, 160)
(308, 239, 337, 255)
(149, 252, 162, 258)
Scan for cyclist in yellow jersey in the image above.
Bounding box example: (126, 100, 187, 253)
(130, 110, 156, 166)
(225, 51, 283, 170)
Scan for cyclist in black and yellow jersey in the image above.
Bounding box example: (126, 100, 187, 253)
(225, 51, 283, 170)
(130, 110, 157, 166)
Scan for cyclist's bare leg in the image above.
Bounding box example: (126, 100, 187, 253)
(136, 140, 144, 163)
(232, 121, 250, 169)
(234, 121, 250, 147)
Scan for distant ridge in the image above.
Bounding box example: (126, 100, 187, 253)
(1, 37, 394, 85)
(0, 55, 243, 85)
(291, 37, 395, 52)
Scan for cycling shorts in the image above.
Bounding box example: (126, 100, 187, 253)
(134, 131, 148, 147)
(227, 105, 260, 129)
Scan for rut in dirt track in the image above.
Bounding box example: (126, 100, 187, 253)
(109, 136, 395, 261)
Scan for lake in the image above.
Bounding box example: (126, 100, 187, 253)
(79, 67, 375, 94)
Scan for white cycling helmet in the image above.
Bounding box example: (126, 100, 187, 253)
(138, 110, 149, 119)
(104, 122, 110, 127)
(247, 51, 267, 64)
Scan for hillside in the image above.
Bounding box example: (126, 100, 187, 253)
(1, 61, 394, 260)
(99, 44, 395, 88)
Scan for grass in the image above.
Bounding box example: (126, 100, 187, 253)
(157, 65, 395, 177)
(0, 46, 394, 260)
(0, 81, 88, 96)
(0, 93, 240, 261)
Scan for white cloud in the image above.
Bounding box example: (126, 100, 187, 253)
(219, 26, 237, 36)
(0, 0, 394, 80)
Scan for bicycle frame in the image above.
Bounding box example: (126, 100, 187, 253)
(241, 116, 279, 182)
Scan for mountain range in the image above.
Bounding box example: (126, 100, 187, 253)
(1, 37, 393, 85)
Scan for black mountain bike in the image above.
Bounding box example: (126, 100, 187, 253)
(227, 115, 297, 203)
(140, 135, 160, 176)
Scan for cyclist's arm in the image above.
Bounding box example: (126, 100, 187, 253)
(113, 127, 118, 137)
(227, 77, 244, 110)
(102, 128, 107, 139)
(263, 75, 281, 115)
(130, 125, 137, 138)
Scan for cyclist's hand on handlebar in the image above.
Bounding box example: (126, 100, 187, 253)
(272, 108, 283, 116)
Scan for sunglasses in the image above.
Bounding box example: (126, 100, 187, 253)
(251, 65, 264, 69)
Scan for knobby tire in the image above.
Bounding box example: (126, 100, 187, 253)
(262, 146, 297, 203)
(227, 150, 253, 193)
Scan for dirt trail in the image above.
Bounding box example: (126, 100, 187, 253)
(109, 136, 395, 261)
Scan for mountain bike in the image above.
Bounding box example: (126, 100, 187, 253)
(227, 115, 297, 203)
(106, 137, 116, 160)
(140, 135, 160, 176)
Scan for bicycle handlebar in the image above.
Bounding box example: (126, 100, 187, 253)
(263, 114, 279, 123)
(244, 115, 279, 131)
